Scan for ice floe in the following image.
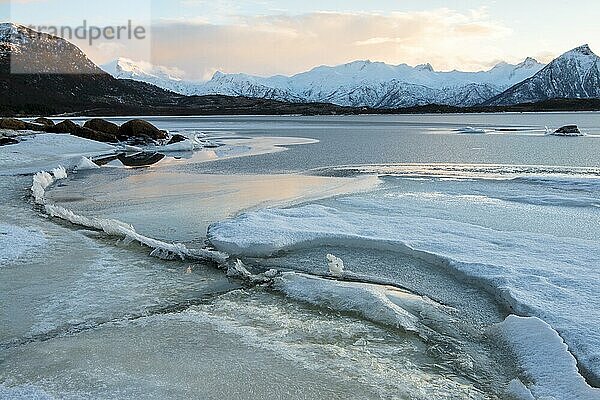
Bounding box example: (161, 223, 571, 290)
(74, 156, 100, 171)
(208, 202, 600, 382)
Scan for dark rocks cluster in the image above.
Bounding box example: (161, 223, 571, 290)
(0, 117, 168, 146)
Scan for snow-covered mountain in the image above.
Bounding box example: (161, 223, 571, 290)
(487, 45, 600, 106)
(103, 57, 544, 108)
(101, 58, 204, 95)
(1, 22, 103, 74)
(199, 58, 545, 108)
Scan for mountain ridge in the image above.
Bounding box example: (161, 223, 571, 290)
(487, 44, 600, 105)
(102, 56, 546, 108)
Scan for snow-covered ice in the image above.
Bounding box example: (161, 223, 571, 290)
(273, 272, 453, 335)
(208, 200, 600, 383)
(493, 315, 600, 400)
(0, 133, 116, 176)
(0, 224, 46, 267)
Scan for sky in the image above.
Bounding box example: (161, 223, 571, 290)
(3, 0, 600, 80)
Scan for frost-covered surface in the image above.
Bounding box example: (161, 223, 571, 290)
(489, 45, 600, 105)
(103, 57, 544, 108)
(0, 224, 46, 267)
(0, 133, 116, 176)
(493, 315, 600, 400)
(208, 201, 600, 382)
(0, 384, 53, 400)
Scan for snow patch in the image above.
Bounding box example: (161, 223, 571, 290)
(273, 272, 452, 335)
(326, 254, 345, 276)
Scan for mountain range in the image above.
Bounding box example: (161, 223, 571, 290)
(103, 44, 600, 109)
(0, 23, 352, 116)
(103, 57, 546, 108)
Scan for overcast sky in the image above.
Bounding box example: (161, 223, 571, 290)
(4, 0, 600, 80)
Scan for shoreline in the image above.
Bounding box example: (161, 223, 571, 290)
(3, 98, 600, 119)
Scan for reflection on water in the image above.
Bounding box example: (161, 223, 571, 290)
(47, 171, 380, 244)
(95, 152, 166, 168)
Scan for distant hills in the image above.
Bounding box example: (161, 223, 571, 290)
(1, 22, 599, 116)
(104, 44, 600, 109)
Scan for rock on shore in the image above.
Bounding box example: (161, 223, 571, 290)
(0, 117, 170, 146)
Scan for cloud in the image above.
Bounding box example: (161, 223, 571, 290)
(148, 9, 513, 80)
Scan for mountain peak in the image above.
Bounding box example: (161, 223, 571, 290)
(212, 71, 226, 79)
(516, 57, 542, 69)
(564, 44, 595, 57)
(491, 61, 510, 70)
(1, 22, 102, 74)
(0, 22, 27, 42)
(488, 43, 600, 106)
(416, 63, 434, 72)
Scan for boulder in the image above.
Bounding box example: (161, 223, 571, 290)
(118, 119, 167, 141)
(72, 126, 118, 143)
(33, 117, 55, 127)
(0, 136, 20, 146)
(0, 118, 27, 130)
(84, 119, 120, 136)
(48, 120, 79, 134)
(167, 134, 187, 145)
(0, 118, 46, 132)
(554, 125, 581, 134)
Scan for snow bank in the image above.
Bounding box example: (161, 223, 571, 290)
(0, 224, 46, 267)
(208, 203, 600, 381)
(493, 315, 600, 400)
